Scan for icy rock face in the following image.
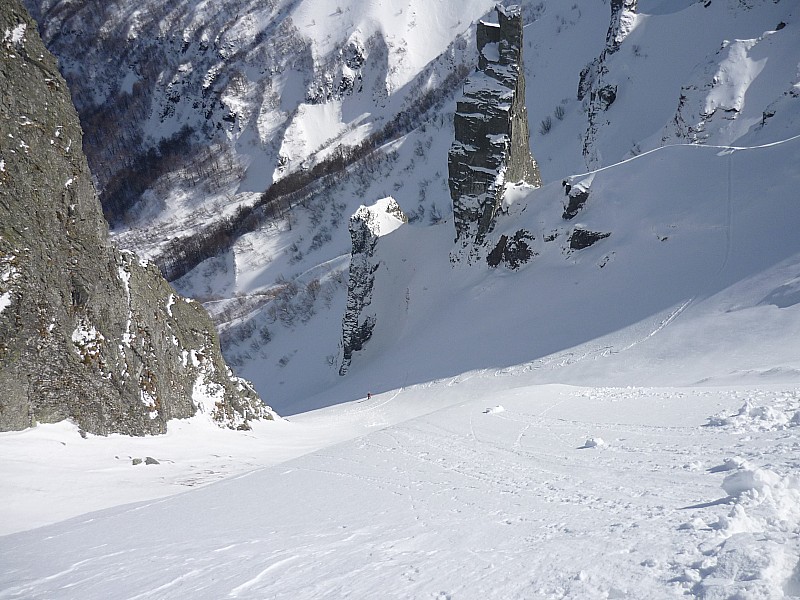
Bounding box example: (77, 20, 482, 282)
(307, 38, 369, 104)
(605, 0, 638, 54)
(578, 0, 638, 168)
(562, 179, 592, 221)
(0, 0, 274, 435)
(339, 198, 406, 376)
(662, 27, 799, 147)
(448, 4, 541, 247)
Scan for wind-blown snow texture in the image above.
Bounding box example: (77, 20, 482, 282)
(3, 0, 800, 598)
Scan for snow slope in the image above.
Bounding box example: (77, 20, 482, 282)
(527, 0, 797, 176)
(3, 132, 800, 598)
(2, 381, 799, 598)
(24, 0, 493, 251)
(3, 0, 800, 598)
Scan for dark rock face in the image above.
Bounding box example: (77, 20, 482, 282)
(22, 0, 314, 226)
(562, 179, 592, 220)
(596, 85, 617, 110)
(339, 198, 406, 376)
(307, 39, 367, 104)
(0, 0, 274, 434)
(449, 4, 541, 246)
(486, 229, 536, 270)
(568, 228, 611, 250)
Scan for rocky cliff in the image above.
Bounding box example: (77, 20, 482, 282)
(339, 198, 406, 376)
(0, 0, 275, 435)
(578, 0, 638, 168)
(448, 4, 541, 247)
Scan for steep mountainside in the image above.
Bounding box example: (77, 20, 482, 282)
(22, 0, 495, 259)
(3, 2, 800, 596)
(22, 0, 800, 414)
(0, 0, 275, 434)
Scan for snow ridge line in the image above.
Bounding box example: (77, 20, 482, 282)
(566, 133, 800, 182)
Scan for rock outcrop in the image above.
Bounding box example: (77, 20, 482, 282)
(562, 175, 594, 220)
(605, 0, 638, 54)
(448, 4, 541, 247)
(568, 227, 611, 250)
(339, 198, 406, 376)
(578, 0, 638, 167)
(486, 229, 536, 270)
(661, 28, 798, 148)
(0, 0, 275, 435)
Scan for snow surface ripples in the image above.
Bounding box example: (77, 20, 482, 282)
(3, 385, 799, 598)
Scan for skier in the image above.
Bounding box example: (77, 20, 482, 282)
(367, 392, 372, 400)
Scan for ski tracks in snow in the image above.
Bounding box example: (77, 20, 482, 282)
(1, 388, 798, 598)
(369, 385, 800, 597)
(618, 297, 695, 353)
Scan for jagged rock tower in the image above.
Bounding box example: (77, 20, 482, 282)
(449, 4, 541, 247)
(339, 198, 407, 376)
(0, 0, 275, 434)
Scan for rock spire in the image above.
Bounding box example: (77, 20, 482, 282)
(339, 198, 406, 376)
(448, 4, 541, 247)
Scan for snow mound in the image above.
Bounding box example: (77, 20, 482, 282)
(706, 390, 800, 432)
(691, 465, 800, 598)
(684, 399, 800, 598)
(707, 456, 748, 473)
(721, 465, 782, 498)
(581, 437, 606, 449)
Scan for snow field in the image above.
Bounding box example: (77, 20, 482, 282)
(1, 382, 798, 598)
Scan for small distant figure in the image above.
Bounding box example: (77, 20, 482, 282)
(367, 392, 372, 400)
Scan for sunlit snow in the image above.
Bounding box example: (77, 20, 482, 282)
(2, 0, 800, 598)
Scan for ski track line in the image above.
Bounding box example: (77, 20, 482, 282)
(719, 150, 734, 276)
(611, 144, 734, 355)
(492, 410, 572, 450)
(348, 386, 405, 417)
(393, 422, 591, 491)
(381, 430, 433, 529)
(447, 368, 486, 387)
(538, 395, 570, 418)
(567, 133, 800, 181)
(619, 297, 694, 352)
(500, 407, 701, 435)
(391, 423, 692, 518)
(365, 386, 404, 411)
(512, 423, 531, 449)
(382, 428, 527, 495)
(519, 298, 694, 364)
(0, 553, 126, 600)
